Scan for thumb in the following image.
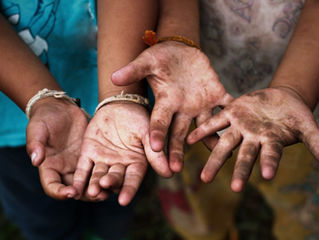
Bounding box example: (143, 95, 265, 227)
(26, 120, 48, 166)
(112, 51, 153, 86)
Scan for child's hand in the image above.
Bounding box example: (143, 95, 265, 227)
(188, 87, 319, 192)
(26, 98, 88, 200)
(112, 41, 233, 173)
(73, 103, 170, 206)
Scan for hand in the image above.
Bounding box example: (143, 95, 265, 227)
(26, 98, 88, 200)
(188, 87, 319, 192)
(73, 103, 170, 206)
(112, 41, 233, 173)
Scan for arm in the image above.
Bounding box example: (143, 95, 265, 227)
(188, 0, 319, 192)
(0, 14, 61, 109)
(73, 0, 171, 206)
(97, 0, 156, 99)
(269, 0, 319, 110)
(0, 14, 88, 199)
(111, 0, 232, 174)
(156, 0, 200, 43)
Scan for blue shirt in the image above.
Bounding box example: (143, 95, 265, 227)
(0, 0, 98, 147)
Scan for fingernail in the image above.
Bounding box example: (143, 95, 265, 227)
(111, 71, 120, 79)
(31, 152, 37, 164)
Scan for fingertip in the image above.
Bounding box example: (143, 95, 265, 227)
(111, 69, 124, 85)
(31, 151, 38, 166)
(161, 170, 173, 178)
(187, 131, 200, 145)
(169, 157, 184, 173)
(118, 192, 131, 207)
(262, 166, 275, 180)
(88, 185, 100, 197)
(150, 131, 165, 152)
(96, 191, 109, 202)
(72, 182, 84, 200)
(30, 147, 44, 166)
(62, 187, 78, 199)
(200, 171, 213, 183)
(186, 135, 195, 145)
(99, 176, 110, 189)
(151, 161, 173, 178)
(231, 179, 244, 193)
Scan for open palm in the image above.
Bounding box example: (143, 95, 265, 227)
(73, 103, 170, 206)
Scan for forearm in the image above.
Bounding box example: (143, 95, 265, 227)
(157, 0, 200, 44)
(269, 0, 319, 110)
(97, 0, 157, 100)
(0, 14, 61, 110)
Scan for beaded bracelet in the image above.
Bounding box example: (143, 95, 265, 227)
(95, 91, 149, 114)
(25, 88, 83, 120)
(142, 30, 200, 50)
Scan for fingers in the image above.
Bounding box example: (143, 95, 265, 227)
(118, 162, 147, 206)
(201, 129, 242, 183)
(82, 190, 109, 202)
(73, 155, 93, 199)
(259, 142, 283, 180)
(111, 51, 152, 86)
(142, 134, 172, 178)
(168, 114, 192, 173)
(149, 100, 175, 152)
(188, 111, 230, 144)
(231, 141, 260, 192)
(26, 121, 47, 166)
(217, 93, 235, 107)
(195, 112, 219, 150)
(39, 167, 77, 200)
(99, 164, 126, 191)
(87, 162, 109, 198)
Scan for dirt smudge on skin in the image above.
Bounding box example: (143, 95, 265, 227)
(247, 91, 269, 102)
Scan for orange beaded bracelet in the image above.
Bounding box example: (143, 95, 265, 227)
(142, 30, 200, 50)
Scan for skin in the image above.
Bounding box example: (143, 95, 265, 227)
(188, 0, 319, 192)
(112, 0, 233, 174)
(26, 98, 88, 200)
(73, 103, 168, 206)
(0, 14, 86, 199)
(188, 87, 319, 192)
(73, 0, 167, 205)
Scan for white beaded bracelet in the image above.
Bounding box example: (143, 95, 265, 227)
(95, 91, 149, 114)
(25, 88, 81, 120)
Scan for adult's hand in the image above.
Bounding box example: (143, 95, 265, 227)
(26, 98, 88, 200)
(112, 41, 233, 173)
(188, 87, 319, 192)
(73, 103, 170, 206)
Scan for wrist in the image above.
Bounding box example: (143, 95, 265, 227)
(269, 85, 314, 109)
(30, 97, 76, 118)
(157, 23, 200, 45)
(26, 89, 81, 119)
(157, 0, 200, 44)
(98, 83, 146, 102)
(269, 82, 317, 110)
(96, 91, 149, 114)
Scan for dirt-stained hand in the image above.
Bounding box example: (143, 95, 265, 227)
(73, 103, 170, 206)
(112, 41, 232, 173)
(188, 87, 319, 192)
